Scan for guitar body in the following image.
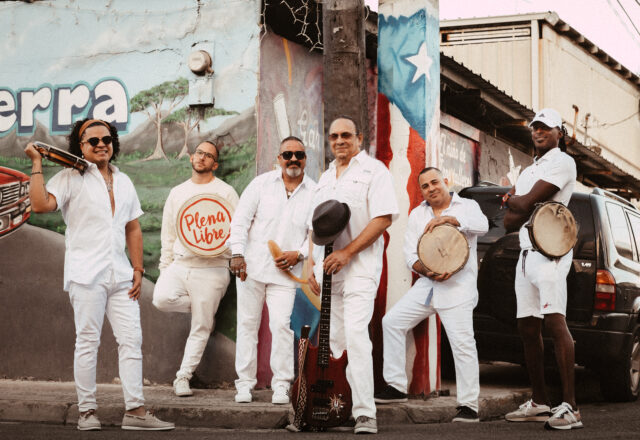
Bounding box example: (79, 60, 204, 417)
(290, 241, 352, 431)
(291, 344, 352, 430)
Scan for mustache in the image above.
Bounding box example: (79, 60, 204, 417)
(287, 161, 301, 167)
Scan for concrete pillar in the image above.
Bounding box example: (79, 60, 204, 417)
(375, 0, 440, 396)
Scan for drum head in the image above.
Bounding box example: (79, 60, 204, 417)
(177, 194, 234, 256)
(529, 202, 577, 258)
(417, 224, 469, 275)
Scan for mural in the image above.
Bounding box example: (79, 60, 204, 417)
(377, 0, 441, 395)
(0, 0, 261, 384)
(255, 31, 325, 387)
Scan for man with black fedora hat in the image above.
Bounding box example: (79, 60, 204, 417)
(309, 116, 399, 434)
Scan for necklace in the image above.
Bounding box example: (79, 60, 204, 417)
(103, 168, 113, 192)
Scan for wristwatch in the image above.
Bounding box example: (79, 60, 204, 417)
(296, 251, 304, 263)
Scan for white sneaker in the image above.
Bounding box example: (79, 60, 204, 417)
(272, 385, 290, 405)
(544, 402, 583, 430)
(173, 376, 193, 397)
(77, 409, 101, 431)
(235, 389, 252, 403)
(505, 399, 552, 422)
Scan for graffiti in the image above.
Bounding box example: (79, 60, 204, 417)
(0, 79, 129, 137)
(439, 127, 477, 191)
(296, 109, 321, 154)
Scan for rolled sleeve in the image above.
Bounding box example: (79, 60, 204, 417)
(368, 164, 399, 221)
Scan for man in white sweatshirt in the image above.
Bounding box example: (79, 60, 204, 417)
(153, 140, 239, 397)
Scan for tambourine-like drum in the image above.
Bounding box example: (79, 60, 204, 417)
(526, 201, 578, 259)
(177, 194, 234, 257)
(417, 224, 469, 275)
(33, 141, 89, 175)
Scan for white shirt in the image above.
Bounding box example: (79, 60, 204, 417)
(47, 163, 143, 291)
(515, 147, 577, 249)
(312, 150, 399, 283)
(159, 177, 239, 271)
(229, 170, 316, 286)
(403, 193, 488, 309)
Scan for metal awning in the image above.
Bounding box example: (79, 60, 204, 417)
(440, 53, 640, 199)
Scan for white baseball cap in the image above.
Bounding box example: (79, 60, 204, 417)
(529, 108, 562, 129)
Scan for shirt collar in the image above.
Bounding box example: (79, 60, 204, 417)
(86, 162, 119, 174)
(534, 146, 561, 164)
(421, 191, 460, 208)
(328, 149, 367, 170)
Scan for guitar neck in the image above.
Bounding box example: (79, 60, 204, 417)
(317, 242, 333, 368)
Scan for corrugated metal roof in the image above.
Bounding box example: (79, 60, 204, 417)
(441, 12, 640, 90)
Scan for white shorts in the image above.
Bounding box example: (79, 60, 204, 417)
(515, 249, 572, 318)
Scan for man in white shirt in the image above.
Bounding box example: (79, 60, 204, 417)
(229, 136, 316, 405)
(309, 116, 399, 434)
(374, 167, 488, 423)
(152, 141, 239, 397)
(503, 108, 581, 430)
(24, 118, 174, 431)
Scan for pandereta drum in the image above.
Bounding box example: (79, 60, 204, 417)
(417, 224, 469, 275)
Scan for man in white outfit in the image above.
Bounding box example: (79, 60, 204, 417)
(24, 118, 174, 431)
(374, 167, 488, 423)
(229, 136, 316, 405)
(309, 116, 399, 434)
(153, 141, 239, 397)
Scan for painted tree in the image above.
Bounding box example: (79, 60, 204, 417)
(165, 106, 239, 158)
(130, 78, 189, 160)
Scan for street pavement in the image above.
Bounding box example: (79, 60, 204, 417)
(0, 363, 603, 431)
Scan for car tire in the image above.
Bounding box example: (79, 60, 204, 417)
(599, 327, 640, 402)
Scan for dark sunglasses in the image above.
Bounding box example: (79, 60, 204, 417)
(83, 136, 113, 147)
(280, 151, 306, 160)
(328, 132, 355, 141)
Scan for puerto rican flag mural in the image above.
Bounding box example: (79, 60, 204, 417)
(374, 0, 441, 395)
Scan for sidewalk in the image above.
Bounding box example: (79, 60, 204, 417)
(0, 364, 537, 429)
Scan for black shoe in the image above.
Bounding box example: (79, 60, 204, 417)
(374, 385, 408, 403)
(452, 406, 479, 423)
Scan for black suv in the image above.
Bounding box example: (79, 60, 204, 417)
(455, 184, 640, 402)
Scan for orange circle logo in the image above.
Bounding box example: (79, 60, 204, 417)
(177, 194, 233, 256)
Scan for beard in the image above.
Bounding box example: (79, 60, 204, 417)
(285, 166, 302, 178)
(192, 162, 214, 174)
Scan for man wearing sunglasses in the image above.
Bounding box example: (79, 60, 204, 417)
(229, 136, 316, 405)
(24, 119, 174, 431)
(308, 116, 399, 434)
(152, 141, 239, 398)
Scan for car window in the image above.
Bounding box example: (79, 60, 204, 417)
(627, 213, 640, 262)
(606, 202, 635, 260)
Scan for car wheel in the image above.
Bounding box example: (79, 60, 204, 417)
(599, 327, 640, 402)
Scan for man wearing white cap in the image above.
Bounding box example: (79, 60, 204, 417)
(502, 108, 582, 430)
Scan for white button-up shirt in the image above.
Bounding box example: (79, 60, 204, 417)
(515, 147, 577, 250)
(229, 170, 316, 287)
(404, 193, 488, 309)
(312, 150, 399, 283)
(47, 163, 143, 291)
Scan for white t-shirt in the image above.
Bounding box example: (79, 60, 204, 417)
(47, 163, 143, 291)
(515, 147, 577, 249)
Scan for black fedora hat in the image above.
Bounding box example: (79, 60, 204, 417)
(311, 200, 351, 245)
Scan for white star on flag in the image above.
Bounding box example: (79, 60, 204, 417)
(404, 42, 433, 83)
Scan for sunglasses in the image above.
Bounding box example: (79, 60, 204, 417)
(83, 136, 113, 147)
(280, 151, 306, 160)
(328, 132, 355, 141)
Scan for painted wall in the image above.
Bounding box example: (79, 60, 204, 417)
(377, 0, 441, 395)
(0, 0, 261, 384)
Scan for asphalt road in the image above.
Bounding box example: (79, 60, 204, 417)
(2, 400, 639, 440)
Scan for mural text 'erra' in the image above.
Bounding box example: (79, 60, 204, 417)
(0, 79, 129, 137)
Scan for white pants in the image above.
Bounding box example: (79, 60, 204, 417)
(330, 277, 377, 419)
(382, 282, 479, 412)
(234, 277, 296, 391)
(152, 263, 230, 380)
(69, 277, 144, 412)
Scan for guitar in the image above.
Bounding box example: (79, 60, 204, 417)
(290, 242, 352, 431)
